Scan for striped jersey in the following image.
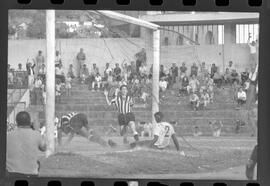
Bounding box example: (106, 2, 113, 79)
(111, 95, 134, 114)
(60, 112, 78, 126)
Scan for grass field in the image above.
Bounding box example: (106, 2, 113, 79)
(38, 136, 256, 180)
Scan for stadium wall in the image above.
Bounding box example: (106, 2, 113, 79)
(8, 38, 251, 74)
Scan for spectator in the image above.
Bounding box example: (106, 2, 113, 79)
(92, 73, 102, 91)
(122, 62, 129, 81)
(223, 68, 231, 85)
(179, 62, 187, 80)
(6, 111, 46, 177)
(231, 69, 240, 85)
(26, 60, 36, 87)
(55, 79, 62, 103)
(159, 76, 168, 99)
(15, 63, 24, 86)
(205, 74, 214, 103)
(55, 63, 65, 84)
(113, 63, 122, 81)
(170, 63, 178, 84)
(140, 78, 150, 105)
(237, 87, 247, 107)
(179, 73, 189, 96)
(67, 64, 75, 79)
(8, 66, 14, 85)
(139, 63, 147, 79)
(190, 91, 200, 111)
(55, 50, 62, 66)
(200, 89, 210, 110)
(193, 126, 202, 137)
(38, 64, 46, 84)
(80, 64, 90, 84)
(209, 121, 223, 137)
(35, 50, 44, 74)
(246, 64, 258, 109)
(104, 63, 112, 81)
(213, 69, 223, 88)
(200, 62, 208, 75)
(148, 64, 153, 80)
(159, 65, 166, 79)
(227, 61, 234, 73)
(76, 48, 86, 77)
(248, 36, 258, 68)
(187, 74, 200, 94)
(32, 76, 43, 105)
(241, 68, 250, 86)
(190, 63, 199, 77)
(135, 48, 146, 73)
(210, 63, 217, 78)
(65, 73, 72, 96)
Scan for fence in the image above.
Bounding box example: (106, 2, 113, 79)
(8, 70, 28, 89)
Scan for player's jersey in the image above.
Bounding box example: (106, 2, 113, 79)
(153, 122, 175, 149)
(60, 112, 78, 128)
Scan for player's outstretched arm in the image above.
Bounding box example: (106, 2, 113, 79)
(171, 134, 180, 151)
(104, 90, 112, 105)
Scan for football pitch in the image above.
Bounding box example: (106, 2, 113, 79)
(38, 136, 256, 180)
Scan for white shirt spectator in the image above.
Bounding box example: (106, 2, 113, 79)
(139, 65, 147, 74)
(248, 42, 257, 54)
(55, 67, 64, 76)
(95, 75, 102, 82)
(190, 93, 199, 102)
(237, 91, 247, 100)
(159, 80, 168, 91)
(34, 79, 43, 88)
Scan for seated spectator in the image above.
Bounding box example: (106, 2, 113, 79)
(80, 64, 90, 84)
(187, 74, 200, 94)
(193, 126, 202, 137)
(210, 63, 217, 78)
(237, 87, 247, 107)
(139, 63, 147, 79)
(26, 61, 35, 87)
(103, 71, 113, 91)
(205, 74, 214, 103)
(67, 64, 75, 79)
(65, 73, 72, 96)
(241, 68, 250, 86)
(190, 63, 199, 77)
(179, 73, 189, 96)
(179, 62, 187, 80)
(38, 64, 46, 84)
(92, 73, 102, 91)
(90, 63, 99, 82)
(200, 89, 210, 110)
(231, 69, 240, 85)
(190, 91, 200, 111)
(55, 50, 62, 66)
(213, 69, 222, 88)
(209, 121, 223, 137)
(113, 63, 122, 82)
(55, 63, 65, 84)
(6, 111, 46, 177)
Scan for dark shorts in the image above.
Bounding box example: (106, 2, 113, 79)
(118, 113, 135, 126)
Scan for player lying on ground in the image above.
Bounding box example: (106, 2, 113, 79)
(104, 85, 140, 144)
(130, 112, 185, 156)
(56, 112, 117, 148)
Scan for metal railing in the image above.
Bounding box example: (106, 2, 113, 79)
(8, 70, 28, 89)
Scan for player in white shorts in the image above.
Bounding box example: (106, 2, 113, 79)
(130, 112, 185, 156)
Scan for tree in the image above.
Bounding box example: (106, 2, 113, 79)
(26, 13, 46, 39)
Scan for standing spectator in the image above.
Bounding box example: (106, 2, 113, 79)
(159, 65, 166, 79)
(113, 63, 122, 81)
(92, 73, 102, 91)
(246, 64, 258, 109)
(227, 61, 234, 73)
(35, 50, 45, 74)
(236, 87, 247, 107)
(38, 64, 46, 84)
(179, 73, 189, 96)
(6, 111, 46, 177)
(55, 79, 62, 103)
(8, 65, 14, 85)
(104, 63, 112, 81)
(223, 68, 231, 85)
(65, 73, 72, 96)
(55, 50, 62, 66)
(190, 91, 200, 111)
(179, 62, 187, 80)
(16, 63, 24, 86)
(67, 64, 75, 79)
(76, 48, 86, 77)
(205, 74, 214, 103)
(170, 63, 178, 84)
(190, 63, 199, 77)
(80, 64, 90, 84)
(187, 74, 200, 94)
(241, 68, 250, 86)
(33, 76, 43, 105)
(139, 63, 147, 79)
(248, 35, 258, 68)
(135, 48, 146, 73)
(55, 63, 65, 84)
(26, 60, 36, 87)
(210, 63, 217, 78)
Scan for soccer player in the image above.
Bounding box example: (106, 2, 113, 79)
(104, 85, 139, 144)
(56, 112, 116, 148)
(130, 112, 185, 156)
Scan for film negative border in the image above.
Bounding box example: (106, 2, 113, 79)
(1, 0, 270, 186)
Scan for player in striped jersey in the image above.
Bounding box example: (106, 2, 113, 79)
(104, 85, 139, 144)
(56, 112, 116, 148)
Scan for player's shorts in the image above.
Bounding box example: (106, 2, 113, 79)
(118, 113, 135, 126)
(69, 113, 89, 133)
